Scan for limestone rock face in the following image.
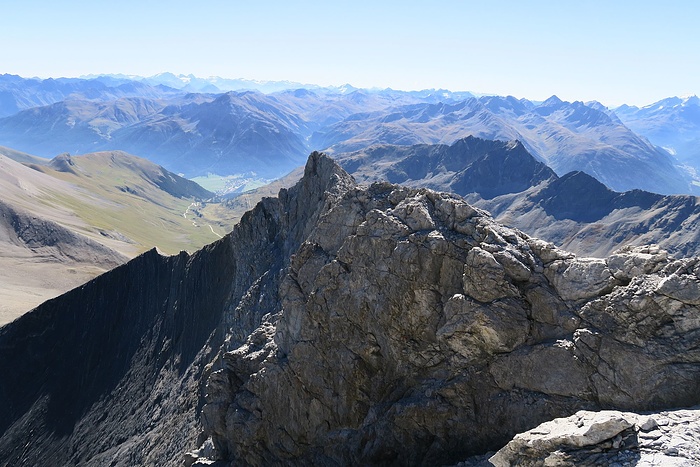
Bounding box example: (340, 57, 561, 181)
(196, 155, 700, 465)
(488, 406, 700, 466)
(2, 152, 699, 466)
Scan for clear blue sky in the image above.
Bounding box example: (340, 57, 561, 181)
(2, 0, 697, 106)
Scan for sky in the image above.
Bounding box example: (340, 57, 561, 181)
(1, 0, 697, 107)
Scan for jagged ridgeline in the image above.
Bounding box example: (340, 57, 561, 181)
(1, 153, 700, 466)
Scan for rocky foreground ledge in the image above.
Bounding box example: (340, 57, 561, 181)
(480, 406, 700, 466)
(1, 153, 699, 466)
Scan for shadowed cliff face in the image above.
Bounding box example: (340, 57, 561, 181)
(0, 152, 353, 466)
(0, 247, 229, 465)
(2, 153, 700, 467)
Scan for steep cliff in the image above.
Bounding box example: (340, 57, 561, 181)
(0, 152, 352, 466)
(1, 153, 699, 466)
(196, 157, 700, 465)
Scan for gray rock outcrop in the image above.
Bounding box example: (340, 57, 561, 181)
(487, 406, 700, 466)
(195, 155, 700, 465)
(1, 152, 699, 466)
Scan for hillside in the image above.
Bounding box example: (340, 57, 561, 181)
(0, 199, 126, 325)
(0, 153, 698, 465)
(23, 151, 225, 255)
(0, 150, 238, 323)
(340, 136, 556, 199)
(615, 95, 700, 173)
(476, 171, 700, 258)
(0, 93, 309, 178)
(0, 144, 48, 165)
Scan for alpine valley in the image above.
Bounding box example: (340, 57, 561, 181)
(1, 73, 700, 466)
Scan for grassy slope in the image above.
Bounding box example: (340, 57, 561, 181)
(35, 151, 236, 255)
(0, 150, 242, 324)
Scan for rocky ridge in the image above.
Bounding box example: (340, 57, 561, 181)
(193, 155, 700, 464)
(0, 151, 351, 466)
(1, 153, 699, 466)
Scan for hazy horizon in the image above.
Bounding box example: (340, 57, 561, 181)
(2, 1, 698, 107)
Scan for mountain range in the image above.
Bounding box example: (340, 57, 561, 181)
(0, 73, 180, 118)
(335, 137, 700, 258)
(0, 74, 696, 196)
(0, 84, 449, 178)
(2, 74, 700, 321)
(2, 71, 700, 466)
(85, 72, 478, 100)
(316, 95, 694, 195)
(5, 131, 697, 324)
(1, 153, 698, 465)
(615, 95, 700, 174)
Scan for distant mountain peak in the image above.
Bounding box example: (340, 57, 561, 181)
(541, 95, 564, 106)
(558, 169, 607, 186)
(683, 95, 700, 106)
(151, 71, 179, 79)
(584, 100, 607, 111)
(334, 83, 359, 94)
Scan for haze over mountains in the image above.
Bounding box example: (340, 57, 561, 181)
(1, 73, 697, 196)
(0, 75, 464, 178)
(316, 95, 693, 195)
(0, 73, 180, 118)
(615, 95, 700, 173)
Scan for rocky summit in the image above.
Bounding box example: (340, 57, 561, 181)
(1, 153, 700, 466)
